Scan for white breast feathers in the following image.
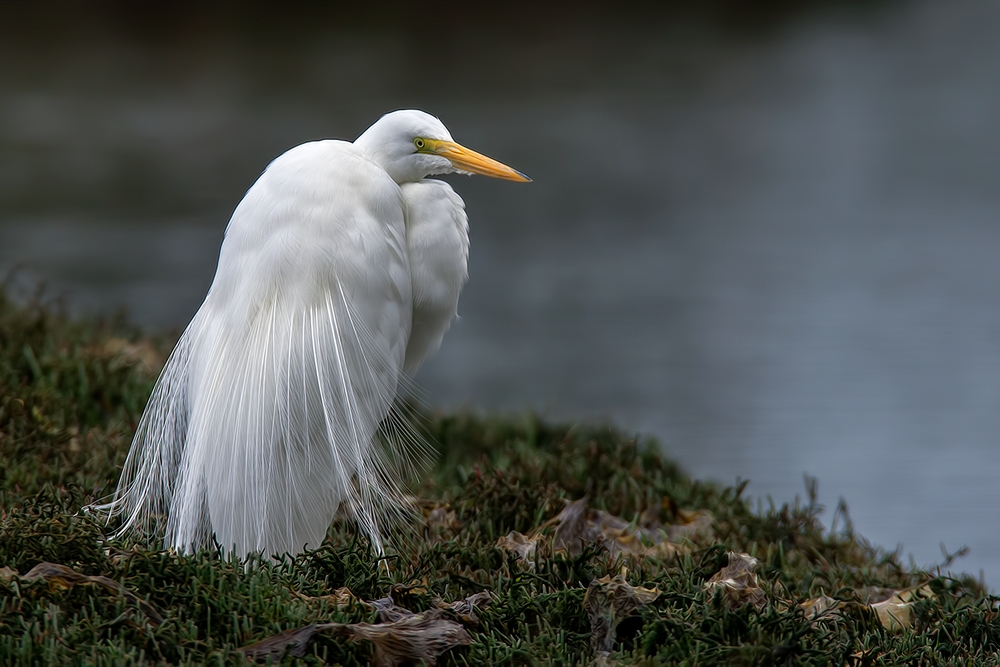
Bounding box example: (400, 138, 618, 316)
(401, 179, 470, 375)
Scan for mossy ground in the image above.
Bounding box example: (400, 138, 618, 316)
(1, 289, 998, 665)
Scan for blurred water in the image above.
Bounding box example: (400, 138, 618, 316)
(2, 2, 999, 581)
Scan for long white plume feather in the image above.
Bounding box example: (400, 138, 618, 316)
(98, 280, 426, 558)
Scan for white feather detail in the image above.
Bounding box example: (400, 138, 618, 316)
(89, 110, 508, 560)
(95, 138, 429, 559)
(402, 179, 471, 375)
(102, 282, 423, 558)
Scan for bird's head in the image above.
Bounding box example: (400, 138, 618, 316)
(354, 109, 530, 185)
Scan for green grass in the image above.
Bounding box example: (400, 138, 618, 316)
(1, 288, 998, 665)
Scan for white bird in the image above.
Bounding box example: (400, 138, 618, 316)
(103, 110, 529, 558)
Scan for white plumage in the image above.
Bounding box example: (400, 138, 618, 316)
(102, 110, 529, 558)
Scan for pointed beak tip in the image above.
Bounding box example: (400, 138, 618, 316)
(436, 140, 532, 183)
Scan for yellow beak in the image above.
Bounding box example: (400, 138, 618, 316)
(429, 140, 531, 182)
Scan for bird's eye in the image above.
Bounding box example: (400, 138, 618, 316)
(414, 138, 425, 149)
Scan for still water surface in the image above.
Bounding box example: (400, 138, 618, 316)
(2, 2, 999, 581)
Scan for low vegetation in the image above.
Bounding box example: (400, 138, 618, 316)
(1, 290, 997, 665)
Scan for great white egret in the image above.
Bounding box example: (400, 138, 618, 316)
(102, 110, 530, 558)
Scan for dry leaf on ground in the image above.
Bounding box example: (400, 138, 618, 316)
(497, 531, 542, 566)
(869, 585, 934, 632)
(800, 593, 842, 620)
(241, 591, 489, 665)
(243, 615, 471, 666)
(293, 586, 359, 608)
(407, 497, 462, 533)
(371, 595, 418, 623)
(553, 498, 683, 560)
(499, 499, 713, 568)
(584, 568, 660, 653)
(666, 509, 715, 543)
(704, 552, 766, 608)
(2, 562, 163, 626)
(798, 584, 934, 631)
(434, 591, 492, 624)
